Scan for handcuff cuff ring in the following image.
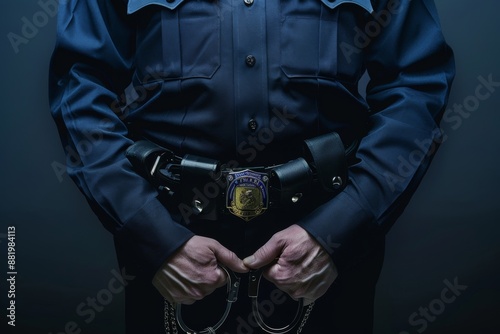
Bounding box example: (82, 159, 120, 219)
(248, 268, 305, 334)
(175, 266, 240, 334)
(174, 267, 305, 334)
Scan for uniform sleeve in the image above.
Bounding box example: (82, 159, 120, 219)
(49, 0, 193, 278)
(298, 0, 455, 268)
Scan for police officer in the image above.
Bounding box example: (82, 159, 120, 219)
(49, 0, 454, 333)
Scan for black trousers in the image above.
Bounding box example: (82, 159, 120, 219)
(119, 207, 385, 334)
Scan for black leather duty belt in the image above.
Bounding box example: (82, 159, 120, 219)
(126, 132, 356, 222)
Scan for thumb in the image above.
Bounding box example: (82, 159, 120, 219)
(211, 242, 249, 274)
(243, 237, 283, 269)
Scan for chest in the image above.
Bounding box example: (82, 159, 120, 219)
(129, 0, 375, 84)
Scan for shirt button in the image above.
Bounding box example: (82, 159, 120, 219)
(244, 0, 254, 6)
(248, 119, 258, 132)
(245, 55, 256, 67)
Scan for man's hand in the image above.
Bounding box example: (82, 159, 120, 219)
(153, 236, 248, 305)
(243, 224, 338, 305)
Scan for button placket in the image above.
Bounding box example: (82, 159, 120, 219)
(233, 0, 268, 145)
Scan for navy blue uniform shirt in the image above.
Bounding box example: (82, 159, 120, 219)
(49, 0, 454, 277)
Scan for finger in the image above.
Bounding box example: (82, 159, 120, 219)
(152, 275, 175, 303)
(211, 242, 249, 274)
(156, 275, 213, 304)
(154, 266, 206, 304)
(303, 298, 315, 306)
(214, 265, 229, 288)
(177, 298, 197, 305)
(243, 236, 283, 269)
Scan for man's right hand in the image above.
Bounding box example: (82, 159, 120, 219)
(152, 236, 248, 305)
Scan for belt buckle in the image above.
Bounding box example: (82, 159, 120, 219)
(225, 169, 269, 221)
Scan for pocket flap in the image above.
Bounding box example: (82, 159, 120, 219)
(320, 0, 373, 13)
(127, 0, 186, 14)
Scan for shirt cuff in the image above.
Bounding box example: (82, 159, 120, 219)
(113, 197, 194, 279)
(298, 190, 379, 271)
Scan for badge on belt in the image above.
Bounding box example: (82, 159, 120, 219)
(226, 170, 269, 221)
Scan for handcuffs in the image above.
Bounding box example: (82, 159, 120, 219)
(124, 136, 351, 333)
(173, 267, 313, 334)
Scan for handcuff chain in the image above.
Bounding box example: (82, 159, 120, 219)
(295, 302, 314, 334)
(164, 270, 314, 334)
(164, 299, 178, 334)
(164, 298, 169, 334)
(165, 299, 314, 334)
(170, 301, 179, 334)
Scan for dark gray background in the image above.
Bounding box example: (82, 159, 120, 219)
(1, 1, 499, 333)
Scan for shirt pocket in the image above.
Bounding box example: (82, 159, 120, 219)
(128, 0, 221, 83)
(280, 0, 373, 83)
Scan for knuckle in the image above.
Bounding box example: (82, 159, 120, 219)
(210, 238, 222, 249)
(258, 244, 273, 259)
(263, 265, 278, 278)
(191, 289, 206, 301)
(268, 266, 289, 282)
(227, 250, 237, 262)
(270, 233, 281, 244)
(203, 270, 226, 289)
(213, 269, 226, 283)
(221, 249, 236, 264)
(170, 293, 183, 304)
(182, 299, 197, 305)
(262, 271, 277, 285)
(289, 288, 304, 300)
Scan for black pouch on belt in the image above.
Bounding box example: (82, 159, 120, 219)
(125, 140, 174, 186)
(303, 131, 348, 195)
(179, 154, 219, 221)
(268, 131, 347, 209)
(269, 158, 313, 208)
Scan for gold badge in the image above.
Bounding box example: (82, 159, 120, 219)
(226, 170, 269, 221)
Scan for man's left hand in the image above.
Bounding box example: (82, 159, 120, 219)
(243, 224, 338, 305)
